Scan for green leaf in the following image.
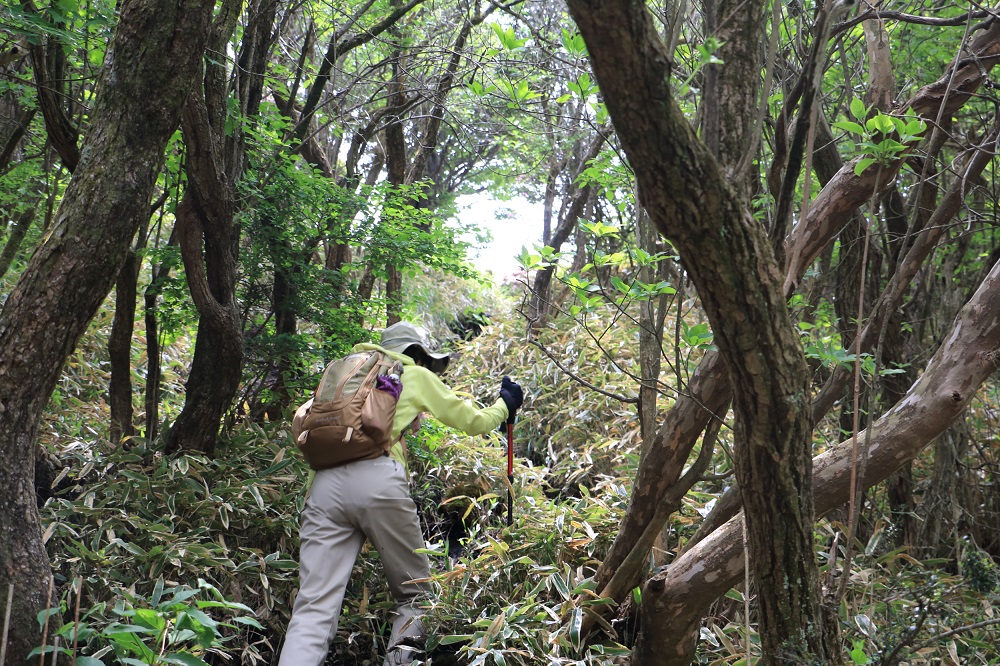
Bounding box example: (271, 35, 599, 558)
(580, 220, 620, 237)
(441, 634, 475, 645)
(903, 119, 926, 136)
(75, 658, 106, 666)
(249, 484, 265, 511)
(850, 97, 867, 121)
(560, 29, 587, 55)
(866, 113, 895, 134)
(102, 624, 155, 636)
(164, 587, 201, 605)
(151, 577, 165, 607)
(132, 608, 165, 631)
(854, 157, 877, 176)
(183, 607, 219, 629)
(178, 610, 217, 647)
(832, 120, 866, 135)
(567, 606, 583, 649)
(489, 23, 526, 51)
(649, 281, 676, 295)
(549, 572, 570, 599)
(850, 640, 870, 665)
(27, 645, 65, 659)
(609, 276, 629, 293)
(36, 607, 60, 630)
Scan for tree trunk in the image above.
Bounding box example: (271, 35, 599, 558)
(386, 265, 403, 326)
(0, 208, 33, 281)
(166, 0, 271, 453)
(109, 250, 139, 445)
(167, 191, 243, 455)
(144, 282, 163, 442)
(587, 12, 1000, 624)
(784, 16, 1000, 292)
(142, 227, 177, 442)
(914, 421, 969, 559)
(527, 134, 604, 328)
(636, 257, 1000, 665)
(0, 0, 212, 660)
(28, 29, 80, 172)
(567, 1, 838, 660)
(383, 6, 407, 327)
(635, 206, 667, 449)
(589, 0, 767, 599)
(691, 126, 1000, 548)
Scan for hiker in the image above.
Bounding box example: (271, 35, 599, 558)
(278, 321, 524, 666)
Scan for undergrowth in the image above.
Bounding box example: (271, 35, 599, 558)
(33, 297, 1000, 665)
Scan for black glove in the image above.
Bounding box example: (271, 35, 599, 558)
(499, 376, 523, 424)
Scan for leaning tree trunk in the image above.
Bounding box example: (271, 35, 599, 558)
(0, 0, 212, 661)
(635, 256, 1000, 666)
(567, 0, 839, 661)
(584, 4, 1000, 625)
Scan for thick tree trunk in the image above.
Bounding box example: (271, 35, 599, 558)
(567, 1, 838, 660)
(591, 0, 766, 596)
(588, 10, 1000, 619)
(636, 257, 1000, 665)
(0, 0, 212, 661)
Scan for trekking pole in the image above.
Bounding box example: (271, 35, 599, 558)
(506, 421, 514, 527)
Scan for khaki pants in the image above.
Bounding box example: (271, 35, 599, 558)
(277, 456, 432, 666)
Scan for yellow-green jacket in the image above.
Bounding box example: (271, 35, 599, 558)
(352, 343, 509, 462)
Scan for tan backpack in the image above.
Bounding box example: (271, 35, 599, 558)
(291, 351, 404, 470)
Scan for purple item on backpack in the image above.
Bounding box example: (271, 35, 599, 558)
(375, 374, 403, 401)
